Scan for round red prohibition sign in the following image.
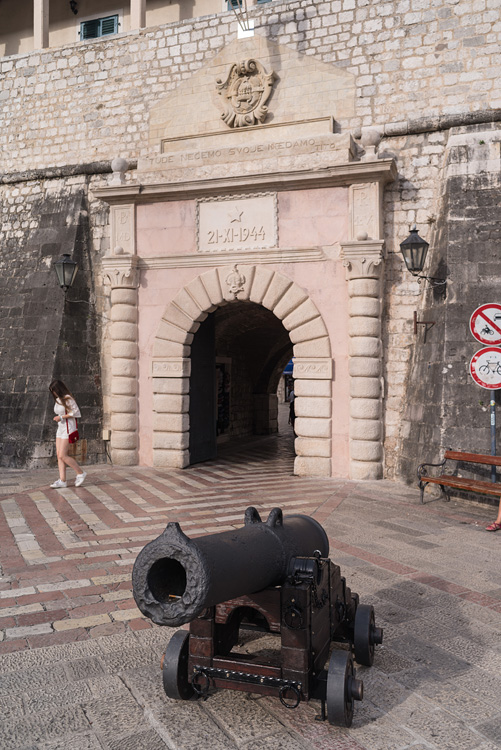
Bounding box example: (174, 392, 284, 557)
(469, 303, 501, 345)
(470, 346, 501, 389)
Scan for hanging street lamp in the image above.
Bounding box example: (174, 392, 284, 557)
(53, 253, 78, 292)
(399, 225, 446, 289)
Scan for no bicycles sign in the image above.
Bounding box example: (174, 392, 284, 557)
(470, 346, 501, 389)
(470, 303, 501, 345)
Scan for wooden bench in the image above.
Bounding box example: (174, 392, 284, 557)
(417, 450, 501, 504)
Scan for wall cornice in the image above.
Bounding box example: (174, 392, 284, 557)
(93, 159, 398, 205)
(138, 246, 326, 269)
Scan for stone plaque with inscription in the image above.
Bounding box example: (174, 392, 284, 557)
(350, 184, 380, 241)
(111, 204, 135, 254)
(197, 194, 277, 253)
(152, 358, 191, 378)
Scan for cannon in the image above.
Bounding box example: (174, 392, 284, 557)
(132, 507, 383, 727)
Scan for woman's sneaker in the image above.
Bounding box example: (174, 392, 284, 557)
(50, 479, 67, 489)
(75, 472, 87, 487)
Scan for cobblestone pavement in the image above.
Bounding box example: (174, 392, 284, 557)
(0, 423, 500, 750)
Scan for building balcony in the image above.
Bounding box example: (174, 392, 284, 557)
(0, 0, 271, 59)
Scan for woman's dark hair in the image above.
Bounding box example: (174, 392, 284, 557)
(49, 380, 73, 411)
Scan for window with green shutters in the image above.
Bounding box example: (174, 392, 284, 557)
(80, 15, 119, 41)
(226, 0, 270, 7)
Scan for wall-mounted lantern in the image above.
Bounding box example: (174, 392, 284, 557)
(54, 253, 78, 292)
(69, 1, 78, 14)
(399, 225, 446, 289)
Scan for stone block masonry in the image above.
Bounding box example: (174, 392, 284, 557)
(396, 123, 501, 482)
(0, 182, 105, 469)
(0, 0, 500, 175)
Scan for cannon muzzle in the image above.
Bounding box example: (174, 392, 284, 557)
(132, 506, 329, 627)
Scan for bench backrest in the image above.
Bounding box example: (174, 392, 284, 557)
(445, 450, 501, 467)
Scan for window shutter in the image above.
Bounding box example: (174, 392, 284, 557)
(80, 15, 118, 41)
(80, 19, 100, 40)
(100, 16, 119, 36)
(227, 0, 242, 9)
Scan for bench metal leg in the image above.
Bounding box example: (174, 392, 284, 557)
(419, 480, 427, 504)
(439, 485, 450, 502)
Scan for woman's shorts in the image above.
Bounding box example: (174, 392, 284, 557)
(56, 422, 69, 439)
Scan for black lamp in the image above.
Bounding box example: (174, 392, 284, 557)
(399, 225, 446, 288)
(54, 254, 78, 292)
(69, 1, 78, 14)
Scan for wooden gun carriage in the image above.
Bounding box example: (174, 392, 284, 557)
(132, 507, 383, 726)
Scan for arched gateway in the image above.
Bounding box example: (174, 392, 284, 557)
(101, 227, 392, 481)
(151, 266, 332, 477)
(96, 40, 397, 481)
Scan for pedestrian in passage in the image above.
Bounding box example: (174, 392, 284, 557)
(49, 379, 87, 489)
(288, 388, 296, 432)
(486, 499, 501, 531)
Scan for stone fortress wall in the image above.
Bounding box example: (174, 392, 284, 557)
(1, 0, 500, 476)
(1, 0, 500, 172)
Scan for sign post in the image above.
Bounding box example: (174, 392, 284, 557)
(469, 341, 501, 483)
(491, 396, 497, 483)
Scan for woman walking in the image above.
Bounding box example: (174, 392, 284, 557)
(49, 379, 87, 489)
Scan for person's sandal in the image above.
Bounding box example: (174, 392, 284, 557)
(485, 521, 501, 532)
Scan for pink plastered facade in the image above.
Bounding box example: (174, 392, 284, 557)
(134, 187, 348, 476)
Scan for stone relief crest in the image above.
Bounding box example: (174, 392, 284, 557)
(216, 59, 275, 129)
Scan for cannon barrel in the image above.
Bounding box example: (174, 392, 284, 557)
(132, 506, 329, 627)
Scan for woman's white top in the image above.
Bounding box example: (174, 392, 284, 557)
(54, 397, 81, 439)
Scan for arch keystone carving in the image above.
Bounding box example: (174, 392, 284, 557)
(224, 264, 247, 299)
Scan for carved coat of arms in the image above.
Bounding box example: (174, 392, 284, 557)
(216, 59, 275, 129)
(225, 264, 246, 298)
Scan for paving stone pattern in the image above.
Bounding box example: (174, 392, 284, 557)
(0, 428, 500, 749)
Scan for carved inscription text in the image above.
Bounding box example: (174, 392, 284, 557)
(152, 358, 191, 378)
(111, 204, 135, 254)
(197, 194, 277, 253)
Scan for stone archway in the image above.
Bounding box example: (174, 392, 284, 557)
(151, 265, 333, 477)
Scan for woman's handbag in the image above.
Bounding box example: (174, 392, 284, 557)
(66, 417, 79, 444)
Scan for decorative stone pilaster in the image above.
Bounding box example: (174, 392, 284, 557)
(102, 255, 139, 466)
(340, 241, 385, 480)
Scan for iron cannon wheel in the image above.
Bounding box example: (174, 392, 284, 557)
(162, 630, 195, 700)
(353, 603, 377, 667)
(326, 650, 363, 727)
